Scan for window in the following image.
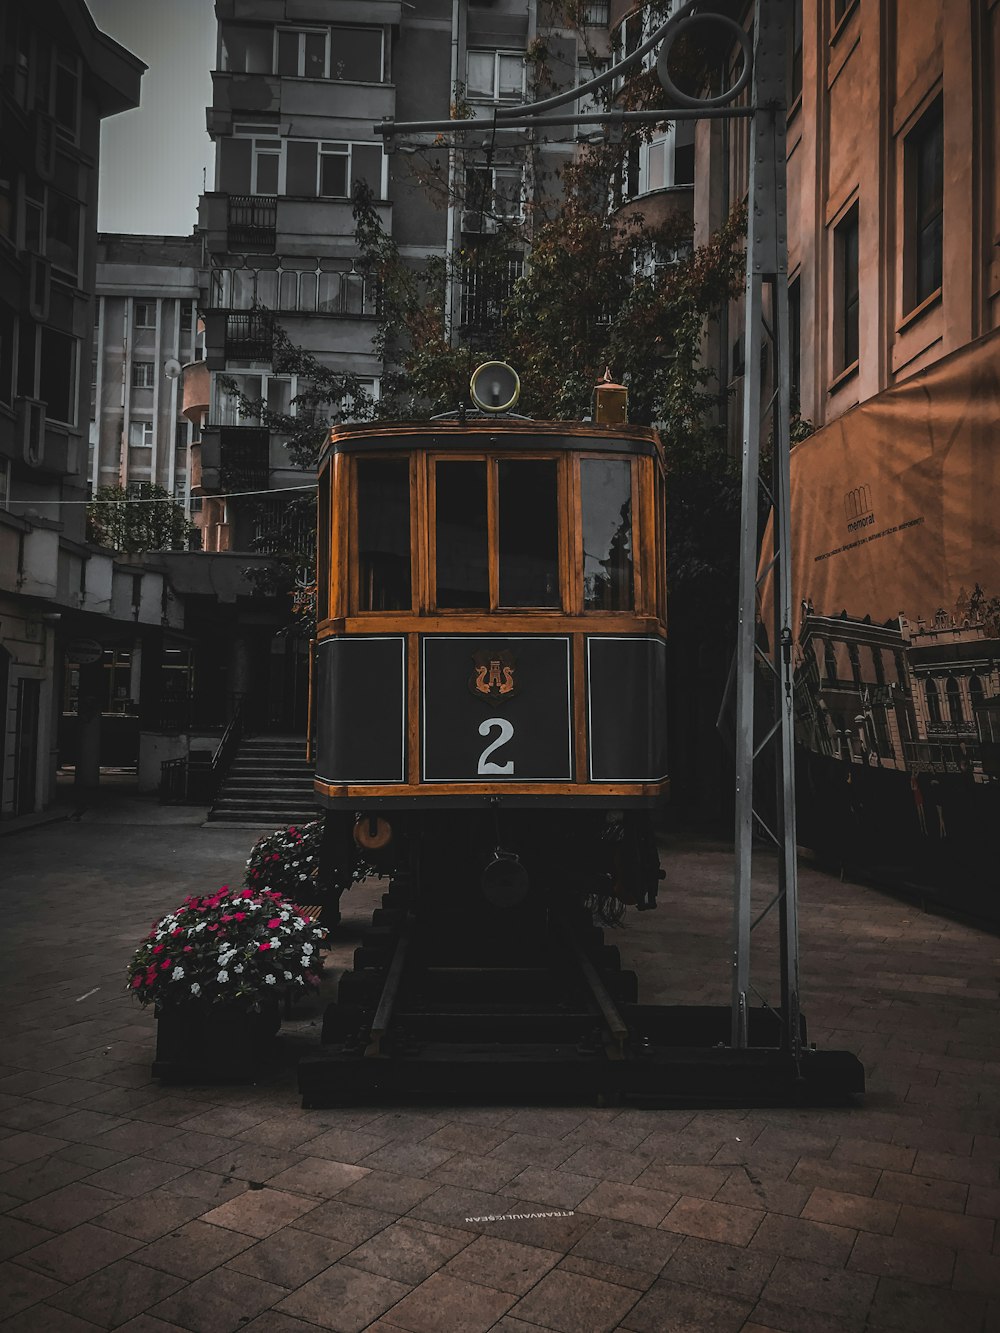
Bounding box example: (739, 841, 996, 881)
(251, 137, 282, 194)
(38, 326, 76, 424)
(129, 421, 154, 448)
(0, 151, 16, 246)
(581, 460, 633, 610)
(905, 98, 943, 311)
(583, 1, 610, 22)
(464, 165, 523, 221)
(276, 28, 328, 78)
(133, 302, 156, 328)
(946, 677, 963, 725)
(498, 459, 560, 607)
(789, 0, 803, 108)
(0, 302, 13, 405)
(175, 421, 189, 452)
(45, 190, 80, 278)
(925, 678, 941, 724)
(330, 28, 384, 82)
(460, 252, 523, 331)
(848, 642, 862, 688)
(576, 58, 609, 117)
(824, 640, 838, 682)
(0, 457, 10, 510)
(467, 50, 525, 101)
(788, 276, 801, 410)
(435, 460, 489, 608)
(221, 27, 273, 74)
(132, 361, 155, 389)
(355, 457, 411, 611)
(834, 203, 859, 374)
(212, 371, 298, 427)
(54, 50, 80, 142)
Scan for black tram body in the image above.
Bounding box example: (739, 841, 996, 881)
(313, 419, 668, 914)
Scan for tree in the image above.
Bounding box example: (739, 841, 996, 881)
(87, 483, 192, 553)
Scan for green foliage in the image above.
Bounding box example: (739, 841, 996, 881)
(86, 483, 192, 554)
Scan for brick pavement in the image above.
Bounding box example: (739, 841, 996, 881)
(1, 811, 998, 1332)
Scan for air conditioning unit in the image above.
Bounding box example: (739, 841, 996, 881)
(16, 397, 46, 467)
(34, 112, 56, 181)
(461, 210, 497, 234)
(22, 254, 51, 321)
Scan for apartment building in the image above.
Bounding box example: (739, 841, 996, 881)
(0, 2, 150, 817)
(92, 233, 203, 505)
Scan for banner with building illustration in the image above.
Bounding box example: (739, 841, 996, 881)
(765, 329, 1000, 916)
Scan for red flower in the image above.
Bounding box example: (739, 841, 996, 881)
(267, 918, 281, 929)
(258, 941, 272, 951)
(233, 912, 246, 921)
(183, 945, 193, 953)
(171, 928, 183, 937)
(152, 944, 164, 954)
(221, 915, 232, 923)
(131, 976, 143, 989)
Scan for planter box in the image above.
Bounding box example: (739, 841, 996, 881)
(152, 1000, 281, 1083)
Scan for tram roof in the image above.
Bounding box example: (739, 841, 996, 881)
(320, 418, 663, 465)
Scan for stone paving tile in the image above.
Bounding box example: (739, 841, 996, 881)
(757, 1255, 877, 1322)
(144, 1132, 245, 1169)
(558, 1144, 652, 1186)
(865, 1276, 989, 1332)
(293, 1127, 393, 1164)
(0, 1215, 56, 1262)
(914, 1149, 1000, 1187)
(500, 1165, 600, 1211)
(749, 1211, 857, 1266)
(800, 1185, 899, 1234)
(83, 1155, 191, 1198)
(37, 1110, 131, 1143)
(659, 1195, 764, 1246)
(199, 1187, 318, 1238)
(385, 1271, 518, 1332)
(952, 1250, 1000, 1295)
(577, 1179, 678, 1227)
(8, 1181, 125, 1231)
(620, 1277, 752, 1332)
(487, 1133, 579, 1170)
(292, 1197, 397, 1246)
(56, 1142, 129, 1170)
(147, 1267, 287, 1333)
(660, 1235, 777, 1302)
(420, 1123, 513, 1157)
(225, 1228, 352, 1288)
(499, 1110, 592, 1140)
(713, 1168, 811, 1217)
(847, 1230, 956, 1285)
(237, 1315, 336, 1333)
(17, 1221, 142, 1283)
(557, 1253, 658, 1293)
(335, 1170, 438, 1215)
(0, 1131, 73, 1164)
(159, 1168, 250, 1204)
(132, 1218, 256, 1278)
(441, 1233, 560, 1294)
(198, 1144, 305, 1185)
(568, 1215, 681, 1275)
(355, 1140, 457, 1178)
(27, 1078, 110, 1107)
(427, 1151, 524, 1193)
(47, 1256, 186, 1326)
(893, 1200, 994, 1251)
(480, 1209, 597, 1253)
(0, 1154, 97, 1201)
(0, 1257, 67, 1317)
(629, 1161, 728, 1201)
(343, 1218, 471, 1285)
(746, 1299, 868, 1332)
(0, 1305, 108, 1333)
(0, 1103, 75, 1132)
(264, 1157, 369, 1199)
(968, 1184, 1000, 1219)
(788, 1157, 881, 1197)
(97, 1190, 213, 1242)
(874, 1167, 969, 1213)
(274, 1261, 411, 1332)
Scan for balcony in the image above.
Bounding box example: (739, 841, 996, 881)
(219, 427, 270, 492)
(226, 195, 277, 252)
(224, 312, 274, 360)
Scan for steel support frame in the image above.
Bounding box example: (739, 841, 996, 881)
(731, 0, 799, 1057)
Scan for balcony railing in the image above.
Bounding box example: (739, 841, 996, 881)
(224, 311, 274, 360)
(219, 427, 270, 491)
(226, 194, 277, 251)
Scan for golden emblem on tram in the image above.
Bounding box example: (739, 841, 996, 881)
(470, 649, 517, 701)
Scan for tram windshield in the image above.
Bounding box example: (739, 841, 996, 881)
(581, 459, 633, 610)
(356, 457, 411, 610)
(435, 460, 489, 608)
(498, 459, 560, 607)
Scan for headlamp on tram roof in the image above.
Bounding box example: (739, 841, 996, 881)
(470, 361, 520, 413)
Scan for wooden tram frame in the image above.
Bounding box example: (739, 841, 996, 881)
(313, 420, 668, 807)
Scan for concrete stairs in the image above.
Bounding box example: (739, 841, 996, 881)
(208, 734, 322, 827)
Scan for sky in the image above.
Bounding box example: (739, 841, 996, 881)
(88, 0, 216, 236)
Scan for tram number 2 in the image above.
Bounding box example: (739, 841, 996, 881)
(477, 717, 515, 775)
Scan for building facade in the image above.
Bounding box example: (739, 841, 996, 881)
(0, 2, 147, 817)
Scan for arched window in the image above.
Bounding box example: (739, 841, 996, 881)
(969, 674, 984, 711)
(925, 678, 941, 724)
(946, 676, 963, 724)
(824, 640, 838, 683)
(872, 646, 885, 685)
(848, 643, 862, 688)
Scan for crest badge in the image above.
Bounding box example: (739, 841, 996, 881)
(469, 648, 518, 702)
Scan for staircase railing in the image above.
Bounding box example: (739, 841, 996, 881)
(159, 699, 245, 805)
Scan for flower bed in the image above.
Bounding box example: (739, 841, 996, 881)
(127, 886, 327, 1011)
(244, 821, 323, 897)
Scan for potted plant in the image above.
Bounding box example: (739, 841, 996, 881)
(244, 821, 323, 897)
(127, 885, 327, 1081)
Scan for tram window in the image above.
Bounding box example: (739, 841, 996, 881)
(435, 460, 489, 608)
(581, 459, 633, 610)
(317, 465, 331, 621)
(355, 457, 411, 610)
(498, 459, 560, 607)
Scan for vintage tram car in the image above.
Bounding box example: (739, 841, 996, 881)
(312, 410, 668, 919)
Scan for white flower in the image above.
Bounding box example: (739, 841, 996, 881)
(283, 971, 293, 980)
(173, 966, 185, 980)
(194, 922, 206, 932)
(234, 964, 244, 974)
(300, 955, 310, 968)
(190, 982, 201, 996)
(217, 969, 229, 983)
(299, 873, 307, 880)
(264, 974, 276, 985)
(302, 943, 313, 955)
